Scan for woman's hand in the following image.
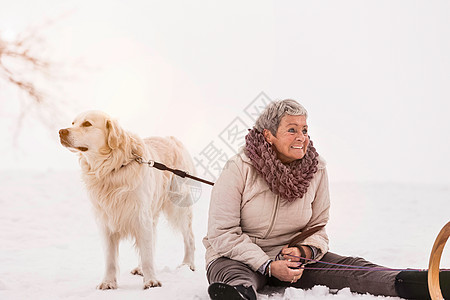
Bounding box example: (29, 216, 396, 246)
(269, 260, 304, 283)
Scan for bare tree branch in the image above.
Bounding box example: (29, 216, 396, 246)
(1, 13, 89, 148)
(0, 29, 50, 104)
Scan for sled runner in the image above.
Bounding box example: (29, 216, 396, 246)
(428, 221, 450, 300)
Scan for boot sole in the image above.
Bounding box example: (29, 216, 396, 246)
(208, 282, 246, 300)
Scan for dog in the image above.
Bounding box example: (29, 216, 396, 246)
(59, 110, 196, 290)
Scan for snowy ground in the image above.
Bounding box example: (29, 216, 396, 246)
(0, 170, 448, 300)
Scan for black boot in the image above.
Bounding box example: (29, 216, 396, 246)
(208, 282, 257, 300)
(395, 270, 450, 299)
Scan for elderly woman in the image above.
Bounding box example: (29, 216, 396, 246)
(203, 99, 449, 300)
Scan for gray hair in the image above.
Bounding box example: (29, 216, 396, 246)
(254, 99, 308, 136)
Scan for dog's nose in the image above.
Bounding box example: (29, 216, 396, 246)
(59, 129, 69, 137)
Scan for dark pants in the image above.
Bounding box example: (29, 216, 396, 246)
(206, 252, 400, 297)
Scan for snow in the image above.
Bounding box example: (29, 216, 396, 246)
(0, 170, 448, 300)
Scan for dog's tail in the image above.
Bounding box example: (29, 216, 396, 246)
(167, 136, 201, 207)
(168, 136, 197, 176)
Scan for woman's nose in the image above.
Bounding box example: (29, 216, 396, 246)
(296, 134, 306, 142)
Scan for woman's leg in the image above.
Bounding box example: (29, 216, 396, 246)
(206, 257, 267, 291)
(206, 257, 268, 293)
(270, 252, 399, 297)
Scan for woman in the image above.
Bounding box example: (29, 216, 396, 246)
(202, 99, 449, 300)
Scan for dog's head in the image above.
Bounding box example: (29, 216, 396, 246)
(59, 110, 124, 155)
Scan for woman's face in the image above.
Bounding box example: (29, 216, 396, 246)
(264, 114, 309, 164)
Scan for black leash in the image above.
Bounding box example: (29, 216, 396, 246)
(134, 156, 215, 186)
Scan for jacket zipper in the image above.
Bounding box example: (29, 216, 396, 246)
(263, 194, 279, 239)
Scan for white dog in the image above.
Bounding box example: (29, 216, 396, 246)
(59, 110, 196, 290)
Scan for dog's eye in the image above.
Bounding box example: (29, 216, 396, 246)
(82, 121, 92, 127)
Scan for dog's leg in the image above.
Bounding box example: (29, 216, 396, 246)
(179, 207, 195, 271)
(131, 215, 160, 277)
(97, 231, 120, 290)
(164, 202, 196, 271)
(180, 223, 195, 270)
(136, 224, 161, 289)
(131, 255, 143, 276)
(130, 258, 143, 277)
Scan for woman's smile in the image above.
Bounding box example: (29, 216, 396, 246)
(264, 115, 309, 164)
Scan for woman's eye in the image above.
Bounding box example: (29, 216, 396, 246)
(288, 128, 296, 133)
(302, 129, 308, 134)
(82, 121, 92, 127)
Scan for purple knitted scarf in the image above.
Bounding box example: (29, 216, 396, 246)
(244, 128, 319, 202)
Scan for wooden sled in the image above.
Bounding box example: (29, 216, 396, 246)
(428, 221, 450, 300)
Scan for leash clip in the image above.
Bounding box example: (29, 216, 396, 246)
(135, 156, 144, 164)
(134, 155, 155, 167)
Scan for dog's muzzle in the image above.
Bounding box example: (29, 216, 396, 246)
(59, 129, 89, 152)
(59, 129, 71, 146)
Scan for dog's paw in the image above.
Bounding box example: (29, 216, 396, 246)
(143, 278, 162, 289)
(97, 280, 117, 290)
(130, 267, 143, 276)
(178, 262, 195, 272)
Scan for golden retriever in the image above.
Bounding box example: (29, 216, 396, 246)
(59, 110, 196, 290)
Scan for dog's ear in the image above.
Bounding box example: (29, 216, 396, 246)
(106, 119, 122, 150)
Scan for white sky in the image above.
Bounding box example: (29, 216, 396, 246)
(0, 0, 449, 184)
